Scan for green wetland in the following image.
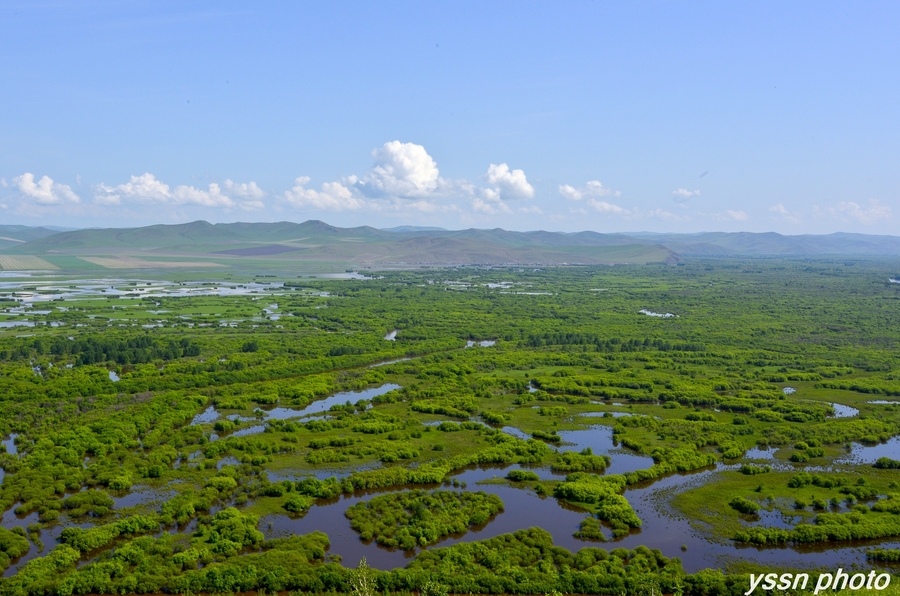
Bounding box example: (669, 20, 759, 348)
(1, 260, 900, 594)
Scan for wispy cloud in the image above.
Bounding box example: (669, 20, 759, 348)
(283, 177, 366, 211)
(559, 180, 620, 202)
(94, 173, 264, 210)
(587, 199, 629, 215)
(829, 200, 891, 225)
(672, 188, 700, 206)
(769, 203, 801, 223)
(708, 209, 749, 222)
(472, 197, 512, 215)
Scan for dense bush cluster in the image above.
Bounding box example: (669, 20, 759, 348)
(345, 490, 504, 550)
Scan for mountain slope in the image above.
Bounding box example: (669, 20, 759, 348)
(3, 222, 900, 271)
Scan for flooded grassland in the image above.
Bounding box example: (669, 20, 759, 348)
(2, 261, 900, 593)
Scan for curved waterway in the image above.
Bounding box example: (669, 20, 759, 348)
(191, 383, 402, 430)
(260, 429, 900, 574)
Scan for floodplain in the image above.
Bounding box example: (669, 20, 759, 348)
(1, 259, 900, 595)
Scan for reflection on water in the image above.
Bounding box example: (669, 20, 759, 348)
(556, 426, 655, 476)
(580, 411, 635, 418)
(743, 447, 775, 460)
(261, 465, 590, 570)
(258, 459, 900, 573)
(500, 426, 529, 440)
(639, 309, 676, 318)
(369, 357, 412, 368)
(230, 425, 266, 438)
(2, 433, 19, 456)
(112, 489, 176, 509)
(829, 402, 858, 418)
(262, 384, 401, 420)
(0, 502, 96, 577)
(836, 436, 900, 465)
(191, 406, 219, 425)
(217, 456, 241, 470)
(191, 384, 402, 428)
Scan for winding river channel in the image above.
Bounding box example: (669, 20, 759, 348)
(4, 387, 899, 576)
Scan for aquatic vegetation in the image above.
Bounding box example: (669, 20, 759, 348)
(2, 260, 900, 592)
(345, 490, 504, 549)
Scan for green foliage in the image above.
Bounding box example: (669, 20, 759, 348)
(0, 527, 29, 570)
(396, 528, 684, 595)
(551, 451, 610, 472)
(4, 262, 900, 592)
(868, 548, 900, 562)
(531, 430, 562, 443)
(61, 489, 114, 517)
(284, 494, 315, 514)
(59, 515, 159, 552)
(553, 474, 640, 536)
(506, 469, 540, 482)
(574, 516, 606, 541)
(345, 490, 504, 550)
(728, 496, 760, 515)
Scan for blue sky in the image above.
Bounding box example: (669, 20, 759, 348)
(1, 1, 898, 234)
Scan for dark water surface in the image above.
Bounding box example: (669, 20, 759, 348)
(261, 449, 900, 573)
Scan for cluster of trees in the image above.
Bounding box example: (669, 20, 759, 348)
(553, 474, 641, 537)
(345, 490, 504, 550)
(734, 505, 900, 545)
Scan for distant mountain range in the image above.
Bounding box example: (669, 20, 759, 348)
(0, 221, 899, 271)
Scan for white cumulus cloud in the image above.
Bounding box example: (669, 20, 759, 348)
(354, 141, 441, 198)
(223, 180, 265, 199)
(13, 173, 80, 205)
(284, 177, 366, 211)
(171, 183, 233, 208)
(223, 180, 265, 210)
(830, 200, 892, 225)
(485, 163, 534, 199)
(559, 180, 620, 202)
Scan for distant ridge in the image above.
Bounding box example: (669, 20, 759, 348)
(626, 231, 900, 256)
(1, 221, 900, 271)
(0, 225, 62, 250)
(382, 226, 448, 233)
(0, 220, 678, 269)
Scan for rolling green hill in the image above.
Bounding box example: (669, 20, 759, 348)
(3, 221, 900, 271)
(0, 221, 678, 270)
(0, 225, 60, 250)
